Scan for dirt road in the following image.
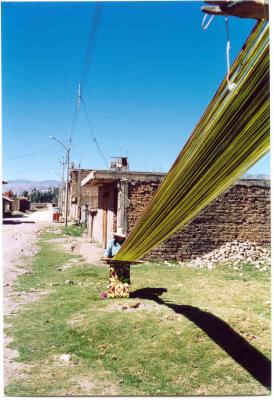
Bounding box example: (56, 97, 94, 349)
(3, 209, 53, 299)
(3, 207, 106, 388)
(3, 208, 53, 384)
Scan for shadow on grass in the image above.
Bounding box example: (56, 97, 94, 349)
(130, 287, 271, 390)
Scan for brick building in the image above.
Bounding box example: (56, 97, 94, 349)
(12, 197, 30, 213)
(78, 167, 270, 260)
(2, 196, 13, 216)
(81, 170, 165, 248)
(69, 168, 98, 220)
(147, 179, 271, 260)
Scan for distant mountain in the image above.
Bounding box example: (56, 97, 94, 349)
(242, 174, 270, 180)
(2, 179, 60, 195)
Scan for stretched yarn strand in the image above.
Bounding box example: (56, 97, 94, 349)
(114, 21, 269, 262)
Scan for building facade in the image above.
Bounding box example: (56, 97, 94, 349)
(147, 179, 271, 260)
(81, 170, 165, 248)
(2, 196, 13, 216)
(69, 169, 98, 220)
(12, 197, 30, 213)
(79, 170, 270, 260)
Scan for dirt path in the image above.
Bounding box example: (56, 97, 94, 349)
(3, 209, 55, 311)
(3, 209, 105, 386)
(69, 237, 105, 265)
(3, 209, 54, 384)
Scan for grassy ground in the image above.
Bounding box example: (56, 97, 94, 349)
(5, 231, 271, 396)
(63, 224, 85, 237)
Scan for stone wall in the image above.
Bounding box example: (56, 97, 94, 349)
(126, 179, 270, 261)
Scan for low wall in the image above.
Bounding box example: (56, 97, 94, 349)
(30, 203, 51, 211)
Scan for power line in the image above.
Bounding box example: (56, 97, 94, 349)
(69, 2, 104, 142)
(80, 2, 104, 93)
(5, 146, 57, 161)
(69, 102, 79, 141)
(4, 163, 59, 174)
(80, 95, 108, 167)
(74, 3, 107, 167)
(79, 142, 88, 165)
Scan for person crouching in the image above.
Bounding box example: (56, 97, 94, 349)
(104, 228, 126, 259)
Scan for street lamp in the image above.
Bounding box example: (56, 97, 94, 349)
(49, 136, 71, 226)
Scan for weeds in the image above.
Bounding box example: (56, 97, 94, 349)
(63, 225, 85, 237)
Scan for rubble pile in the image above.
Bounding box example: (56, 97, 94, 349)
(181, 240, 271, 270)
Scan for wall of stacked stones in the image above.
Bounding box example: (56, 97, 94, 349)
(127, 180, 270, 261)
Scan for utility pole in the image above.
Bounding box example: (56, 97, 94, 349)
(77, 162, 81, 220)
(64, 137, 71, 227)
(49, 136, 71, 227)
(60, 157, 66, 212)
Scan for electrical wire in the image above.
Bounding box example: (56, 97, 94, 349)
(5, 146, 58, 161)
(80, 2, 104, 93)
(4, 163, 59, 174)
(69, 2, 104, 146)
(80, 95, 108, 167)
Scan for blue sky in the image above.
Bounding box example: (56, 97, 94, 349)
(2, 1, 270, 181)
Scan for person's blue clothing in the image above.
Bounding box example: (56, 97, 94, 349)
(104, 239, 122, 258)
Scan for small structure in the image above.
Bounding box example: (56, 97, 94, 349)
(81, 170, 165, 248)
(69, 168, 95, 221)
(2, 181, 13, 217)
(2, 196, 13, 216)
(30, 203, 50, 211)
(69, 158, 130, 222)
(13, 197, 30, 213)
(109, 157, 129, 172)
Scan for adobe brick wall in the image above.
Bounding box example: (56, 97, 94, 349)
(127, 179, 270, 261)
(70, 170, 91, 200)
(70, 170, 98, 208)
(127, 181, 161, 232)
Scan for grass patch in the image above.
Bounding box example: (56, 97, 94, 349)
(63, 225, 85, 237)
(5, 237, 271, 396)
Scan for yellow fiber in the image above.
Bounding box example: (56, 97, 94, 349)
(114, 22, 269, 262)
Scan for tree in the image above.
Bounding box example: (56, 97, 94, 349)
(29, 187, 59, 204)
(21, 190, 29, 198)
